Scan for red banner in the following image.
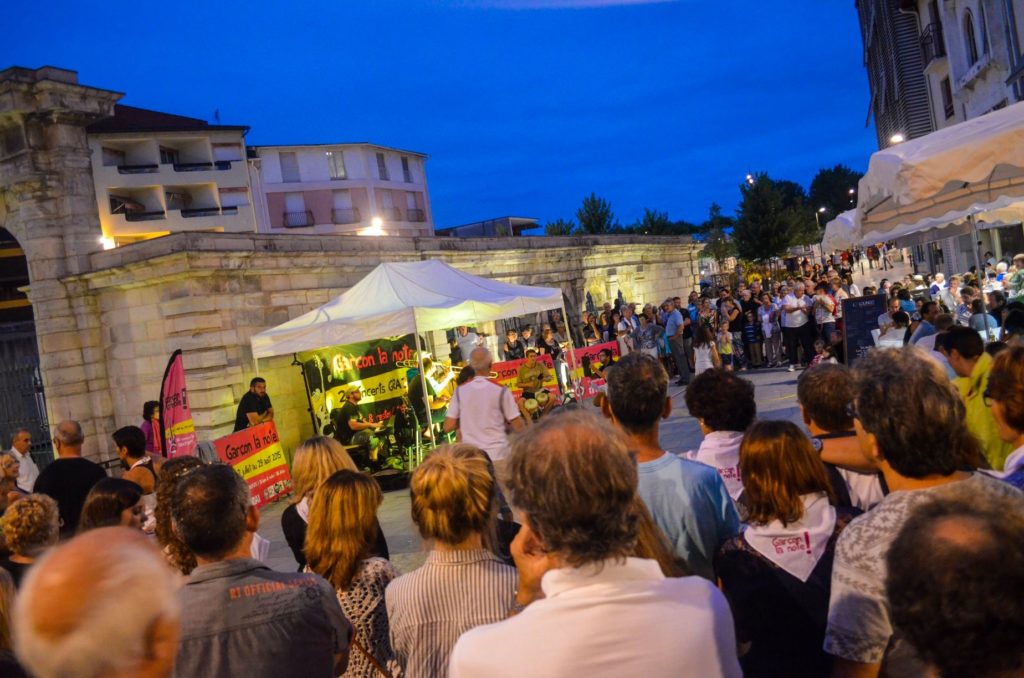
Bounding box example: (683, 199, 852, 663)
(491, 341, 619, 400)
(159, 350, 197, 458)
(212, 421, 293, 508)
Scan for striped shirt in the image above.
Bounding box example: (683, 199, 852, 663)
(385, 549, 516, 678)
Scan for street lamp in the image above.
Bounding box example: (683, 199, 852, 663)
(889, 133, 905, 144)
(359, 216, 386, 237)
(814, 206, 827, 230)
(745, 173, 755, 186)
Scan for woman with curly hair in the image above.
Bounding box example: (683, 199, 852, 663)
(0, 494, 59, 587)
(282, 436, 389, 570)
(154, 455, 204, 574)
(306, 470, 397, 677)
(78, 478, 145, 532)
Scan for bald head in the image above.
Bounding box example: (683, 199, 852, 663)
(469, 346, 492, 374)
(53, 420, 84, 458)
(16, 527, 181, 678)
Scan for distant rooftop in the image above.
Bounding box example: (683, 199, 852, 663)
(436, 216, 540, 237)
(250, 142, 427, 158)
(87, 104, 249, 135)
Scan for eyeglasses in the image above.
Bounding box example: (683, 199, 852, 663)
(845, 400, 860, 421)
(983, 388, 991, 407)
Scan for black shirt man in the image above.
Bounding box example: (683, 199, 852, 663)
(233, 377, 273, 432)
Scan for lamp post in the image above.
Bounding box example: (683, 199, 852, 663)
(815, 207, 827, 260)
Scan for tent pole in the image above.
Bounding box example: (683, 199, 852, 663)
(412, 315, 433, 467)
(560, 302, 579, 400)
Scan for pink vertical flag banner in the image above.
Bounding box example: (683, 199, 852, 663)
(159, 350, 198, 458)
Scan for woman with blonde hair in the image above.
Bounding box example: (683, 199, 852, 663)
(306, 470, 397, 677)
(282, 435, 389, 570)
(386, 444, 516, 677)
(0, 494, 59, 588)
(715, 420, 858, 677)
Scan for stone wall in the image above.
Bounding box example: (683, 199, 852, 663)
(72, 232, 701, 458)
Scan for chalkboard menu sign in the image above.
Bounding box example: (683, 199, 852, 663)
(842, 294, 887, 366)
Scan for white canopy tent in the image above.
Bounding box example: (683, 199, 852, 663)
(250, 260, 570, 444)
(821, 209, 861, 252)
(831, 100, 1024, 251)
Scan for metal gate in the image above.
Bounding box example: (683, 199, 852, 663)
(0, 323, 52, 471)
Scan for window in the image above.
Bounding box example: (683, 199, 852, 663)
(941, 77, 954, 119)
(978, 4, 988, 55)
(326, 150, 347, 180)
(218, 187, 248, 208)
(284, 192, 311, 227)
(376, 152, 389, 180)
(0, 123, 26, 158)
(964, 10, 979, 66)
(212, 143, 242, 162)
(401, 156, 412, 183)
(279, 152, 301, 182)
(159, 146, 179, 165)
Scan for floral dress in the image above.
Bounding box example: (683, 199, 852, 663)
(324, 557, 400, 677)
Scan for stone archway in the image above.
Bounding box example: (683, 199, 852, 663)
(0, 224, 50, 467)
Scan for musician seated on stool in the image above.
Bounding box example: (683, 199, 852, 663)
(331, 387, 383, 462)
(408, 357, 453, 437)
(516, 349, 554, 420)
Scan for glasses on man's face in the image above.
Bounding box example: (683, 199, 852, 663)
(983, 388, 992, 407)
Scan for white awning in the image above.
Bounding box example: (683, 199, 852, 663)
(821, 209, 861, 251)
(855, 100, 1024, 245)
(250, 259, 565, 359)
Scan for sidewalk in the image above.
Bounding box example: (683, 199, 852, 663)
(850, 255, 914, 292)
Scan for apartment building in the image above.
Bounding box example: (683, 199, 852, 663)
(856, 0, 1024, 273)
(248, 144, 434, 237)
(87, 106, 255, 245)
(856, 0, 935, 147)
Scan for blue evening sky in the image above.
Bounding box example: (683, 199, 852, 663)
(5, 0, 877, 229)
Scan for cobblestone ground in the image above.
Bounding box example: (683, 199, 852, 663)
(260, 256, 917, 574)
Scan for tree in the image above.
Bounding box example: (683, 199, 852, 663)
(775, 179, 818, 246)
(575, 193, 619, 234)
(809, 164, 863, 218)
(698, 202, 734, 234)
(544, 218, 576, 236)
(702, 226, 736, 266)
(732, 172, 804, 263)
(633, 207, 673, 235)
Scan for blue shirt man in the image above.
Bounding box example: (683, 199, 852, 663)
(601, 352, 740, 580)
(664, 306, 684, 338)
(909, 301, 940, 345)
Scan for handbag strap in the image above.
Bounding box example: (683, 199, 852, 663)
(351, 635, 389, 677)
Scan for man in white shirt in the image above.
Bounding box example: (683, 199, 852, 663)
(7, 428, 40, 492)
(449, 410, 741, 678)
(454, 326, 483, 365)
(445, 347, 524, 500)
(782, 282, 813, 371)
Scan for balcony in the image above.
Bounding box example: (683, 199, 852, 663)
(181, 206, 221, 218)
(920, 23, 946, 66)
(332, 207, 361, 224)
(284, 210, 315, 228)
(117, 164, 159, 175)
(173, 161, 233, 172)
(407, 208, 426, 222)
(381, 207, 402, 222)
(124, 210, 167, 222)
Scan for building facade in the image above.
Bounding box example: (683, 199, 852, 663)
(856, 1, 1024, 274)
(248, 144, 434, 237)
(87, 106, 255, 246)
(0, 66, 701, 463)
(856, 0, 936, 147)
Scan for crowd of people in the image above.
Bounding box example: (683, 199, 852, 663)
(0, 257, 1022, 676)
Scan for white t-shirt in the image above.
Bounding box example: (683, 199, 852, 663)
(450, 558, 742, 678)
(782, 294, 810, 328)
(455, 332, 482, 361)
(445, 378, 520, 461)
